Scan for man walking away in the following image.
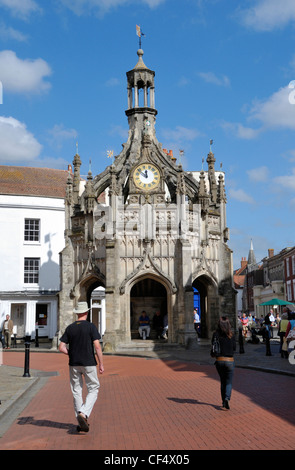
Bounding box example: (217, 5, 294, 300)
(59, 302, 104, 433)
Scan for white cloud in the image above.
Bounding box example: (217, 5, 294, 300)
(228, 188, 255, 204)
(0, 116, 42, 162)
(47, 124, 78, 150)
(247, 166, 269, 182)
(0, 50, 51, 95)
(198, 71, 230, 87)
(221, 83, 295, 139)
(59, 0, 166, 16)
(220, 121, 261, 140)
(0, 22, 28, 41)
(249, 85, 295, 130)
(161, 126, 202, 142)
(273, 168, 295, 191)
(0, 0, 41, 19)
(238, 0, 295, 31)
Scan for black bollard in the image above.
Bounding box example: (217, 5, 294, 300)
(35, 328, 39, 348)
(23, 335, 31, 377)
(265, 336, 272, 356)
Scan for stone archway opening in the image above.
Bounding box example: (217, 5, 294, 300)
(193, 275, 217, 339)
(78, 276, 106, 337)
(130, 278, 167, 340)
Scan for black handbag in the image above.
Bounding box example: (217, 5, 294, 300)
(211, 332, 220, 357)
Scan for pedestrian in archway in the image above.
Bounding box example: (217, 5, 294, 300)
(193, 308, 201, 341)
(138, 310, 150, 339)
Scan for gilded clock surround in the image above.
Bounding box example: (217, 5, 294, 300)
(132, 162, 161, 191)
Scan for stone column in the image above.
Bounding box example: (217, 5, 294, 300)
(134, 84, 138, 107)
(144, 85, 148, 107)
(150, 86, 155, 108)
(127, 86, 133, 109)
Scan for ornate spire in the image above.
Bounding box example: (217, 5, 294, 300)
(206, 150, 217, 203)
(126, 48, 157, 128)
(176, 169, 186, 195)
(198, 170, 210, 212)
(217, 173, 227, 203)
(72, 146, 81, 208)
(134, 48, 148, 70)
(248, 239, 257, 266)
(65, 170, 73, 206)
(84, 161, 96, 213)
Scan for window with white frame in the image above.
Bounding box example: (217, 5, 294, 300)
(24, 219, 40, 242)
(292, 255, 295, 275)
(24, 258, 40, 284)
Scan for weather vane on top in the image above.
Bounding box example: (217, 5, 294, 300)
(210, 139, 213, 152)
(107, 150, 114, 165)
(136, 25, 146, 48)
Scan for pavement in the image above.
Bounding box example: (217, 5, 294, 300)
(0, 336, 294, 452)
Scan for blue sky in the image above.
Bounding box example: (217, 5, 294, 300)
(1, 0, 295, 269)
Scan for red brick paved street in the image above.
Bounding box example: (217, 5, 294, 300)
(1, 352, 294, 451)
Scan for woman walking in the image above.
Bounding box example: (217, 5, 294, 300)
(211, 317, 236, 410)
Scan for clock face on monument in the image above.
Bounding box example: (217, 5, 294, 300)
(133, 163, 160, 190)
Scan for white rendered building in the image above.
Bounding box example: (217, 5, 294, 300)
(0, 166, 71, 341)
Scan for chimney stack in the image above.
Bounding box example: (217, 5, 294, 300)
(241, 257, 247, 268)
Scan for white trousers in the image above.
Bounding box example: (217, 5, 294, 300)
(69, 365, 100, 419)
(139, 326, 150, 337)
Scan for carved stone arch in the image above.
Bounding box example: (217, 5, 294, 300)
(127, 270, 174, 296)
(192, 272, 219, 339)
(93, 179, 111, 199)
(76, 272, 106, 305)
(192, 269, 218, 288)
(120, 264, 177, 295)
(125, 271, 175, 343)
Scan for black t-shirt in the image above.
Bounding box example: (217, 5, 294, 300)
(212, 331, 236, 357)
(60, 320, 101, 367)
